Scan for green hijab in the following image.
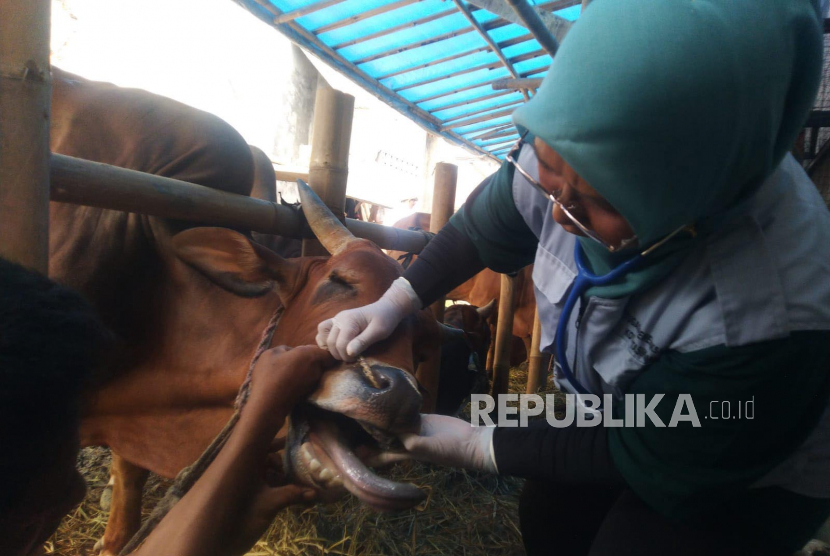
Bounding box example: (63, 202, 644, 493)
(512, 0, 822, 298)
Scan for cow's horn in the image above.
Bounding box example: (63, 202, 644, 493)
(477, 299, 496, 319)
(297, 179, 358, 255)
(439, 323, 466, 344)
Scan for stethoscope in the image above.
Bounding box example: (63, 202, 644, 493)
(554, 224, 691, 398)
(554, 241, 643, 397)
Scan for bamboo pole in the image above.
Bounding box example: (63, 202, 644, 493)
(302, 86, 355, 256)
(491, 274, 517, 397)
(416, 162, 457, 413)
(526, 308, 545, 394)
(49, 154, 430, 253)
(428, 162, 458, 323)
(0, 0, 51, 272)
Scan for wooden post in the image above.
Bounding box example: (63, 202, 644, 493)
(428, 162, 457, 323)
(302, 86, 355, 256)
(415, 162, 457, 414)
(526, 308, 545, 394)
(0, 0, 51, 272)
(491, 274, 516, 397)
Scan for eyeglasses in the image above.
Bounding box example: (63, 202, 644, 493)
(506, 138, 639, 253)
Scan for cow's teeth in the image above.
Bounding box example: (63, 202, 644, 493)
(309, 458, 322, 472)
(326, 476, 343, 488)
(319, 468, 335, 481)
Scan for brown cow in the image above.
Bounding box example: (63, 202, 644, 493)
(49, 69, 441, 555)
(388, 212, 537, 367)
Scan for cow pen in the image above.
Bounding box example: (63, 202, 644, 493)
(0, 0, 543, 549)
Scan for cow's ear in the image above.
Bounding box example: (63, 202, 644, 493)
(171, 227, 299, 299)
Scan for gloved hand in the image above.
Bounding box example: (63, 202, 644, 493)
(400, 414, 498, 473)
(316, 277, 422, 361)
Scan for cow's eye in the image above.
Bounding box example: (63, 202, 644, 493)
(328, 271, 354, 289)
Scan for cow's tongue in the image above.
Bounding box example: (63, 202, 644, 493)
(308, 419, 424, 511)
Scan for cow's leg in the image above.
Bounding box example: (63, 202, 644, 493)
(95, 454, 149, 556)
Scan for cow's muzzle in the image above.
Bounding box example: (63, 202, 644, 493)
(283, 359, 425, 511)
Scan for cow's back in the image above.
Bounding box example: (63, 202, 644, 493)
(49, 68, 257, 371)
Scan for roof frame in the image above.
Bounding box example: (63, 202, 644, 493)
(313, 0, 425, 35)
(330, 5, 459, 49)
(352, 18, 510, 65)
(451, 0, 529, 100)
(393, 48, 544, 92)
(273, 0, 348, 24)
(243, 0, 500, 161)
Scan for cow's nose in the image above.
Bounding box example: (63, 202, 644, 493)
(360, 364, 406, 393)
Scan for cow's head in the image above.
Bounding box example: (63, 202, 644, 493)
(170, 182, 444, 511)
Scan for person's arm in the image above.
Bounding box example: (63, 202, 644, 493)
(396, 413, 623, 490)
(317, 160, 539, 360)
(404, 160, 538, 307)
(132, 346, 334, 556)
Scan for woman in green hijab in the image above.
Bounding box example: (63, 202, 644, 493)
(317, 0, 830, 553)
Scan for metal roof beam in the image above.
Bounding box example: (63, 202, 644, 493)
(353, 18, 510, 65)
(330, 6, 459, 49)
(466, 0, 571, 45)
(313, 0, 425, 35)
(451, 0, 528, 100)
(244, 0, 499, 161)
(273, 0, 348, 24)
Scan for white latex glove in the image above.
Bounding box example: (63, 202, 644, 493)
(400, 414, 498, 473)
(316, 277, 422, 361)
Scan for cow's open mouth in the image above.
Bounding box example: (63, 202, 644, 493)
(284, 405, 425, 511)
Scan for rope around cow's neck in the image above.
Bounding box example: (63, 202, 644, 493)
(119, 307, 284, 556)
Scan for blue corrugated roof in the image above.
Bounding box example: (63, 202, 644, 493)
(234, 0, 582, 160)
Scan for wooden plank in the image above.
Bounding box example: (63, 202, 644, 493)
(0, 0, 51, 272)
(452, 0, 526, 99)
(274, 0, 348, 24)
(313, 0, 424, 35)
(331, 6, 459, 49)
(442, 106, 519, 130)
(352, 19, 510, 65)
(467, 122, 514, 140)
(414, 64, 546, 104)
(474, 126, 518, 141)
(440, 100, 524, 126)
(432, 90, 514, 113)
(492, 77, 543, 90)
(377, 31, 529, 81)
(467, 0, 571, 44)
(377, 46, 490, 81)
(395, 59, 503, 92)
(505, 0, 560, 57)
(274, 169, 309, 182)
